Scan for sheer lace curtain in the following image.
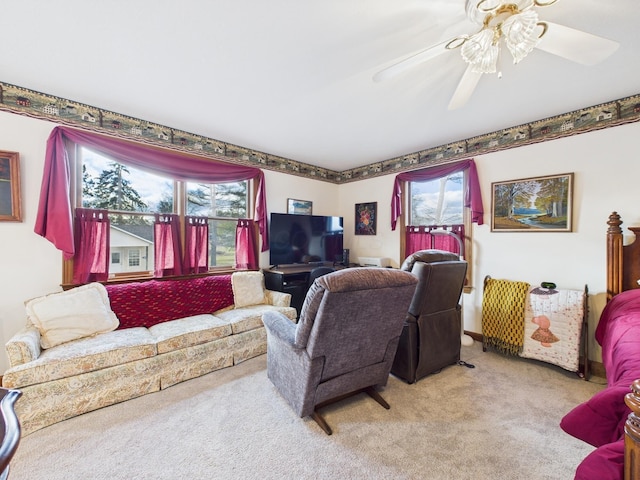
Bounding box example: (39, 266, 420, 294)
(154, 214, 183, 277)
(235, 219, 258, 270)
(184, 216, 209, 274)
(73, 208, 110, 284)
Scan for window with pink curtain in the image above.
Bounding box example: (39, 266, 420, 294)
(391, 159, 483, 230)
(35, 126, 269, 262)
(405, 224, 465, 257)
(184, 216, 209, 274)
(73, 208, 110, 284)
(154, 214, 183, 277)
(235, 219, 258, 270)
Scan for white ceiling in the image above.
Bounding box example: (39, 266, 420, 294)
(1, 1, 639, 172)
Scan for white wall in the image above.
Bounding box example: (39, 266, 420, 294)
(337, 174, 402, 268)
(0, 107, 638, 373)
(0, 112, 63, 374)
(259, 170, 340, 267)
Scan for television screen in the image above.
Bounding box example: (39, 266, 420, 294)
(269, 213, 343, 266)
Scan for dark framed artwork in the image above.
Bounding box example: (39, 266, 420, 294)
(491, 172, 573, 232)
(0, 151, 22, 222)
(287, 198, 313, 215)
(355, 202, 377, 235)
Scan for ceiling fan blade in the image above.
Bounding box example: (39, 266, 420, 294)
(448, 65, 483, 110)
(536, 21, 619, 66)
(373, 40, 450, 82)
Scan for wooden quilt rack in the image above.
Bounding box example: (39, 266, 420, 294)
(482, 275, 589, 380)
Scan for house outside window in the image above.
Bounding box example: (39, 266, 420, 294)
(128, 249, 141, 267)
(78, 147, 249, 278)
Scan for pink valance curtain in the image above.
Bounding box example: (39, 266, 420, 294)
(154, 214, 183, 277)
(35, 126, 269, 259)
(184, 216, 209, 274)
(73, 208, 110, 284)
(391, 159, 483, 230)
(235, 219, 258, 270)
(405, 224, 465, 258)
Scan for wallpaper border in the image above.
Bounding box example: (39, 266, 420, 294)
(0, 82, 638, 184)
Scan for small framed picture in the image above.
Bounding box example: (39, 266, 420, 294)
(355, 202, 377, 235)
(287, 198, 312, 215)
(0, 151, 22, 222)
(491, 172, 573, 232)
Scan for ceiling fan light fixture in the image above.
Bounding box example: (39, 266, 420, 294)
(502, 9, 541, 63)
(461, 29, 499, 73)
(373, 0, 620, 110)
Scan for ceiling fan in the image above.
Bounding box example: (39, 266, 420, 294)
(373, 0, 619, 110)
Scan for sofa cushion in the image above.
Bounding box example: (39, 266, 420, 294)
(25, 283, 119, 349)
(106, 275, 234, 329)
(215, 305, 297, 334)
(231, 271, 266, 308)
(149, 314, 232, 354)
(2, 327, 156, 389)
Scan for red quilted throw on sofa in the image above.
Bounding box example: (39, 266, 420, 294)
(105, 275, 234, 329)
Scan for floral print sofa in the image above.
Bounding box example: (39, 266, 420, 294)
(2, 271, 296, 435)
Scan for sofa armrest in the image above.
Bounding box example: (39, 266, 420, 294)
(5, 324, 42, 367)
(264, 289, 292, 307)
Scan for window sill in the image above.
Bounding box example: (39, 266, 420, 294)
(61, 268, 244, 290)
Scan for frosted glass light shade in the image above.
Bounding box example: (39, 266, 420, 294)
(503, 9, 540, 63)
(461, 29, 499, 73)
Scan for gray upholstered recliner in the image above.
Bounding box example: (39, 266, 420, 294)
(262, 268, 418, 435)
(391, 250, 468, 383)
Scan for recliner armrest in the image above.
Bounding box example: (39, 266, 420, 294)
(262, 311, 297, 346)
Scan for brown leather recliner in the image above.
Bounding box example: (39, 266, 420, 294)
(391, 250, 468, 383)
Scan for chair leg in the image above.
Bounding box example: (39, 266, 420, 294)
(365, 386, 390, 410)
(311, 410, 333, 435)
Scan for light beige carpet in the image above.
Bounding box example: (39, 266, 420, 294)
(9, 342, 605, 480)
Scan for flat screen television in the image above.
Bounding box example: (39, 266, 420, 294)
(269, 213, 344, 267)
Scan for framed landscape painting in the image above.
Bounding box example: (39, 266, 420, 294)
(287, 198, 312, 215)
(491, 173, 573, 232)
(0, 151, 22, 222)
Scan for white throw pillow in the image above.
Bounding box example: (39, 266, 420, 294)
(231, 271, 266, 308)
(25, 283, 119, 349)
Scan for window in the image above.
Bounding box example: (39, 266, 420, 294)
(404, 169, 473, 289)
(186, 181, 247, 267)
(409, 171, 464, 226)
(78, 147, 249, 278)
(128, 249, 141, 267)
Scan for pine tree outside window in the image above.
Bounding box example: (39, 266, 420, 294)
(79, 147, 248, 278)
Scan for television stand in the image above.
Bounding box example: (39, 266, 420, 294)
(263, 263, 337, 316)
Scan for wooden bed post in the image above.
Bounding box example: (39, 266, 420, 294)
(626, 380, 640, 480)
(608, 212, 640, 480)
(607, 211, 624, 301)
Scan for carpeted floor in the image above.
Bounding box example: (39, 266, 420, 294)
(9, 342, 604, 480)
